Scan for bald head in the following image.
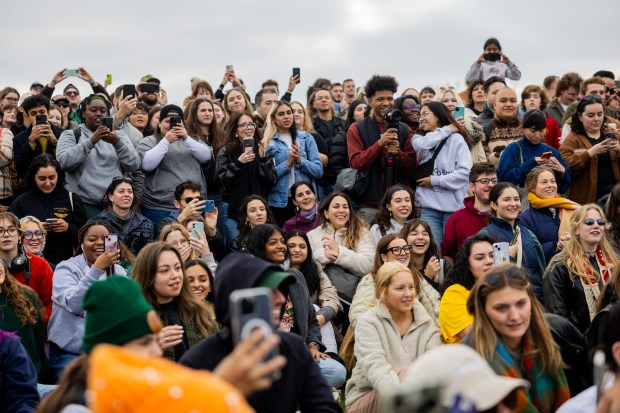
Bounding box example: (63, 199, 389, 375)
(494, 87, 518, 120)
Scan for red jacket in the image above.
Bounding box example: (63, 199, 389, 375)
(544, 115, 561, 149)
(12, 253, 54, 327)
(441, 196, 489, 259)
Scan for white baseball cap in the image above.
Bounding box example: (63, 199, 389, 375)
(400, 345, 529, 411)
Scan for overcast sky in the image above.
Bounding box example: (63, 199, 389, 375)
(4, 0, 618, 104)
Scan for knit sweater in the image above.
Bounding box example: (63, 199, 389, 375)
(349, 274, 441, 329)
(441, 196, 489, 259)
(483, 117, 523, 167)
(345, 300, 441, 407)
(411, 126, 472, 213)
(307, 225, 374, 278)
(560, 132, 620, 205)
(497, 137, 571, 192)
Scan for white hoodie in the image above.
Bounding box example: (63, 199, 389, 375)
(411, 126, 472, 213)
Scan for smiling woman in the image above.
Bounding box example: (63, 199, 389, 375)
(544, 204, 619, 333)
(9, 154, 87, 265)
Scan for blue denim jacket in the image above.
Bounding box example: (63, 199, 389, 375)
(266, 131, 323, 208)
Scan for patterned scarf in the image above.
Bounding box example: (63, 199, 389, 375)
(581, 246, 614, 320)
(489, 335, 570, 413)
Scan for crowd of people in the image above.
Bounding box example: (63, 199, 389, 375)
(2, 36, 620, 413)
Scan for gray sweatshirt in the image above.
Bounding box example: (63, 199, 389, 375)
(47, 253, 126, 354)
(56, 124, 141, 205)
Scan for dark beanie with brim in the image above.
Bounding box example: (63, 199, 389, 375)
(82, 276, 162, 353)
(522, 110, 547, 130)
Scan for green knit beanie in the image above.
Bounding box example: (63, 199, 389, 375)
(82, 276, 161, 354)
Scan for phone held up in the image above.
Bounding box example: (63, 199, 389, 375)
(493, 242, 510, 267)
(36, 115, 47, 125)
(191, 222, 205, 239)
(230, 287, 280, 380)
(453, 106, 465, 120)
(104, 234, 119, 253)
(243, 137, 254, 154)
(140, 83, 159, 94)
(540, 151, 552, 160)
(292, 67, 300, 84)
(64, 68, 80, 78)
(484, 52, 501, 62)
(103, 117, 114, 130)
(123, 84, 136, 99)
(169, 116, 182, 129)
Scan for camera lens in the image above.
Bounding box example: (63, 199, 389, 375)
(241, 298, 254, 314)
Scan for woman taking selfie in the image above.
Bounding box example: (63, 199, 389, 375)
(466, 264, 570, 412)
(47, 221, 124, 381)
(519, 166, 579, 263)
(132, 242, 215, 362)
(370, 184, 415, 245)
(439, 233, 494, 343)
(95, 176, 154, 255)
(10, 154, 87, 265)
(307, 192, 374, 303)
(230, 195, 277, 252)
(560, 95, 620, 205)
(216, 111, 276, 241)
(412, 101, 473, 248)
(544, 204, 618, 333)
(480, 182, 546, 302)
(263, 101, 323, 226)
(345, 262, 441, 413)
(246, 224, 346, 389)
(282, 181, 320, 233)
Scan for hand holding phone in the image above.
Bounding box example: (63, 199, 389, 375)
(493, 242, 510, 266)
(36, 115, 47, 125)
(292, 68, 300, 84)
(123, 84, 137, 99)
(540, 151, 552, 160)
(191, 222, 206, 239)
(64, 69, 80, 78)
(453, 106, 465, 120)
(104, 234, 119, 253)
(243, 137, 254, 154)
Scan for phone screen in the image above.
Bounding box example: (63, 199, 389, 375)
(292, 67, 300, 84)
(104, 234, 118, 253)
(36, 115, 47, 125)
(123, 84, 136, 98)
(243, 137, 254, 153)
(103, 117, 114, 130)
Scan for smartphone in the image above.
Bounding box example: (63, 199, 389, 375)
(123, 84, 136, 99)
(230, 287, 280, 379)
(453, 106, 465, 120)
(104, 234, 118, 253)
(493, 242, 510, 266)
(243, 137, 254, 154)
(103, 117, 114, 130)
(191, 222, 205, 239)
(485, 52, 502, 62)
(46, 218, 58, 224)
(64, 69, 80, 77)
(169, 116, 181, 129)
(140, 83, 159, 93)
(36, 114, 47, 125)
(292, 67, 300, 84)
(106, 74, 113, 84)
(540, 151, 552, 160)
(226, 64, 234, 74)
(202, 200, 215, 213)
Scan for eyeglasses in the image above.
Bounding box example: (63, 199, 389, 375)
(23, 230, 44, 240)
(474, 178, 498, 185)
(0, 227, 18, 237)
(404, 104, 421, 111)
(184, 196, 203, 204)
(419, 111, 432, 118)
(237, 122, 256, 129)
(3, 97, 18, 103)
(582, 218, 607, 226)
(384, 245, 413, 255)
(57, 103, 70, 108)
(65, 91, 79, 97)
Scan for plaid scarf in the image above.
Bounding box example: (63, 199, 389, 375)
(489, 335, 570, 413)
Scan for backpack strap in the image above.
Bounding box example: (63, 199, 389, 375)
(73, 128, 82, 144)
(69, 192, 74, 212)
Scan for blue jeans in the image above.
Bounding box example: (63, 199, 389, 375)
(48, 342, 79, 383)
(141, 207, 176, 236)
(419, 207, 453, 255)
(317, 357, 346, 388)
(224, 216, 240, 247)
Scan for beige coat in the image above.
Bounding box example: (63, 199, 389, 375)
(349, 274, 441, 329)
(345, 300, 441, 407)
(307, 225, 374, 277)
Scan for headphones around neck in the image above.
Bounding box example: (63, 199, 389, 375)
(8, 243, 31, 284)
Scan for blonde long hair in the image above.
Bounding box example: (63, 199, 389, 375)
(547, 204, 618, 282)
(375, 261, 415, 303)
(159, 223, 199, 261)
(466, 264, 563, 374)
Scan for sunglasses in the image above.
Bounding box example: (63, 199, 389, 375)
(582, 218, 607, 226)
(65, 91, 79, 97)
(580, 95, 603, 106)
(184, 196, 203, 204)
(57, 103, 70, 108)
(403, 104, 421, 111)
(484, 265, 524, 285)
(111, 176, 134, 185)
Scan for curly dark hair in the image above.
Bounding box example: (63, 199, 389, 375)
(365, 75, 398, 99)
(441, 233, 495, 294)
(373, 184, 416, 233)
(24, 154, 66, 193)
(466, 80, 484, 105)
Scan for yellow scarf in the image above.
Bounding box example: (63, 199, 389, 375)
(528, 192, 580, 237)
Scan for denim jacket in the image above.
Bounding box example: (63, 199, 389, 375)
(266, 130, 323, 208)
